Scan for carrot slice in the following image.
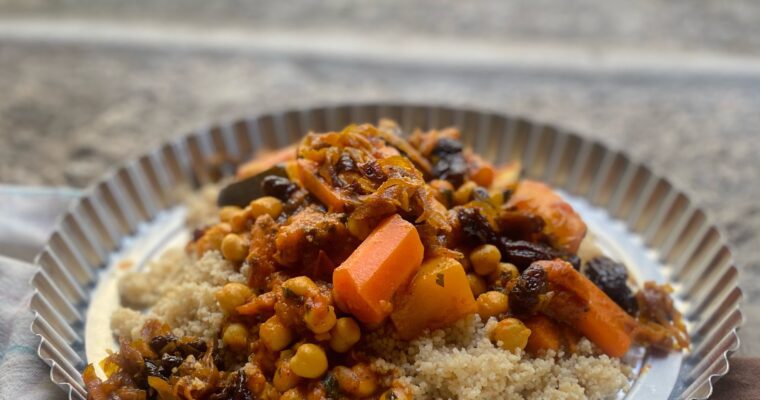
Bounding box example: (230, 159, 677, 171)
(333, 214, 424, 324)
(467, 153, 495, 187)
(236, 144, 297, 179)
(523, 315, 562, 354)
(297, 159, 346, 212)
(539, 259, 636, 358)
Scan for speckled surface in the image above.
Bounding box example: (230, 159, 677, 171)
(0, 1, 759, 356)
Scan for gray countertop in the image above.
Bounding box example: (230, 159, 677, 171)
(1, 0, 759, 355)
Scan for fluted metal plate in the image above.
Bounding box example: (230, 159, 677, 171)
(30, 104, 742, 400)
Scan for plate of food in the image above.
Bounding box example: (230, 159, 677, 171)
(30, 104, 741, 399)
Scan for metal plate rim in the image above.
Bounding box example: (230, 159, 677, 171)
(29, 102, 743, 400)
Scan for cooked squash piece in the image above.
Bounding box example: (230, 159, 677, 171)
(391, 256, 477, 340)
(333, 214, 424, 324)
(523, 314, 562, 354)
(505, 180, 587, 253)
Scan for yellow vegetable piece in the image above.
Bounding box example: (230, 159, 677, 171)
(391, 257, 477, 340)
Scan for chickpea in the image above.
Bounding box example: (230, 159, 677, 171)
(280, 388, 305, 400)
(229, 208, 251, 233)
(466, 273, 488, 297)
(219, 205, 242, 223)
(351, 363, 378, 397)
(273, 360, 301, 392)
(329, 317, 361, 353)
(194, 222, 231, 254)
(470, 244, 501, 276)
(490, 262, 520, 287)
(477, 291, 509, 321)
(490, 318, 531, 352)
(290, 343, 328, 379)
(222, 323, 249, 351)
(304, 305, 337, 334)
(249, 196, 283, 219)
(260, 315, 294, 351)
(453, 181, 477, 205)
(216, 282, 252, 314)
(221, 233, 249, 262)
(282, 276, 318, 297)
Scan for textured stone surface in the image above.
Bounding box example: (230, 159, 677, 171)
(0, 1, 759, 356)
(3, 0, 760, 55)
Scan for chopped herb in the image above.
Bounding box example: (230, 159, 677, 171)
(436, 273, 445, 287)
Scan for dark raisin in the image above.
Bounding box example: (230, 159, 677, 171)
(159, 353, 183, 375)
(509, 264, 548, 315)
(585, 256, 638, 315)
(432, 138, 464, 155)
(457, 207, 498, 245)
(261, 175, 298, 201)
(144, 359, 163, 378)
(176, 339, 207, 358)
(498, 239, 558, 271)
(430, 138, 467, 185)
(336, 153, 358, 174)
(432, 154, 468, 186)
(360, 160, 386, 181)
(149, 334, 178, 354)
(210, 371, 254, 400)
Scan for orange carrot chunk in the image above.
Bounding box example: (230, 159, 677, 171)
(523, 315, 562, 355)
(333, 214, 424, 325)
(297, 159, 346, 212)
(236, 144, 297, 179)
(539, 259, 636, 358)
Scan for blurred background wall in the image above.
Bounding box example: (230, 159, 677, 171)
(0, 0, 758, 353)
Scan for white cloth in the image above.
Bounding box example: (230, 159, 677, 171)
(0, 187, 80, 400)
